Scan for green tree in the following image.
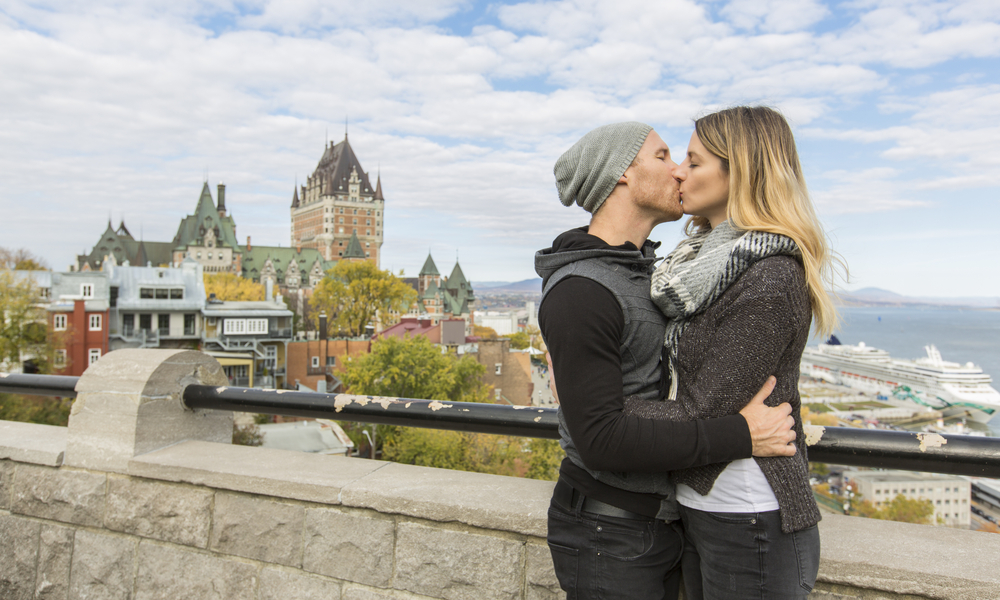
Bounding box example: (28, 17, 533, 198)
(876, 494, 935, 524)
(525, 438, 562, 481)
(1, 270, 57, 373)
(0, 394, 72, 426)
(503, 331, 531, 350)
(310, 261, 417, 337)
(204, 273, 264, 301)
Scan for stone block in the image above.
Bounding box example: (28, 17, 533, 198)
(342, 587, 408, 600)
(134, 542, 257, 600)
(394, 522, 523, 600)
(342, 462, 552, 537)
(0, 512, 41, 600)
(210, 492, 304, 566)
(0, 421, 66, 466)
(68, 530, 136, 600)
(104, 475, 213, 547)
(35, 524, 75, 600)
(11, 464, 105, 527)
(0, 459, 13, 509)
(66, 349, 232, 474)
(818, 513, 1000, 597)
(303, 507, 395, 587)
(259, 568, 341, 600)
(525, 541, 561, 600)
(129, 440, 386, 505)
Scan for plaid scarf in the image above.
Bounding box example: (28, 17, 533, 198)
(651, 221, 800, 400)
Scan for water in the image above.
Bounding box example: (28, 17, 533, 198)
(826, 306, 1000, 435)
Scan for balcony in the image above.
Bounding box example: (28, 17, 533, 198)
(1, 350, 999, 599)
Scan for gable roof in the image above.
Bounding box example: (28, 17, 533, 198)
(77, 223, 173, 270)
(171, 182, 240, 251)
(240, 244, 331, 283)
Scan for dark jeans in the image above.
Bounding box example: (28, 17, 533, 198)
(547, 486, 684, 600)
(679, 505, 820, 600)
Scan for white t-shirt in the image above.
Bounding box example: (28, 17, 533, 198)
(676, 458, 779, 513)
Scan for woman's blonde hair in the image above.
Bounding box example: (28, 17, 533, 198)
(686, 106, 841, 336)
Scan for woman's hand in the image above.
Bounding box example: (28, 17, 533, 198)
(739, 376, 797, 457)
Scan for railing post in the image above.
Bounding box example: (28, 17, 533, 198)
(64, 349, 232, 474)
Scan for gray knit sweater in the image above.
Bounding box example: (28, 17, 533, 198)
(625, 255, 821, 533)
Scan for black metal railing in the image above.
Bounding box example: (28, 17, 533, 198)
(4, 372, 1000, 478)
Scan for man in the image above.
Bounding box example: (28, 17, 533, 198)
(535, 122, 797, 599)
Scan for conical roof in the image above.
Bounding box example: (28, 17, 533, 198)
(374, 174, 384, 200)
(343, 231, 366, 259)
(290, 185, 300, 208)
(445, 261, 468, 290)
(310, 135, 375, 197)
(419, 253, 439, 276)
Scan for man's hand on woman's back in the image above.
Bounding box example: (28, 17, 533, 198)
(739, 376, 797, 457)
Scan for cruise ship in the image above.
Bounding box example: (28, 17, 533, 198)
(800, 339, 1000, 423)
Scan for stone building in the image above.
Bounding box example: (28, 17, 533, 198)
(476, 338, 534, 406)
(409, 253, 475, 334)
(290, 134, 385, 265)
(845, 470, 971, 528)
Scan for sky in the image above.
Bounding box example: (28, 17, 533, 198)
(2, 0, 999, 297)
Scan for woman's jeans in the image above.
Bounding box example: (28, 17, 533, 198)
(679, 505, 820, 600)
(547, 486, 684, 600)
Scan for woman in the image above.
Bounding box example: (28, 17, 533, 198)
(627, 106, 839, 599)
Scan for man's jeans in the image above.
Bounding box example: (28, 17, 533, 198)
(679, 505, 820, 600)
(547, 486, 684, 600)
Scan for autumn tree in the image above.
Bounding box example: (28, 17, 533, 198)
(473, 325, 498, 339)
(0, 247, 48, 271)
(875, 494, 935, 524)
(310, 261, 417, 337)
(203, 273, 264, 301)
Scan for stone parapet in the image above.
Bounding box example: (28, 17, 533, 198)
(1, 349, 999, 599)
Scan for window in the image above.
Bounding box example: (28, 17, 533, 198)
(158, 314, 170, 335)
(366, 230, 371, 236)
(122, 314, 134, 336)
(208, 252, 213, 259)
(81, 284, 94, 298)
(89, 314, 102, 331)
(366, 219, 371, 226)
(139, 314, 152, 331)
(110, 286, 118, 307)
(326, 356, 336, 366)
(197, 252, 202, 259)
(54, 350, 66, 367)
(353, 218, 358, 225)
(495, 363, 502, 375)
(140, 288, 154, 299)
(223, 318, 268, 335)
(495, 389, 502, 400)
(170, 289, 184, 299)
(89, 348, 101, 364)
(311, 356, 320, 368)
(184, 314, 196, 335)
(53, 314, 67, 330)
(264, 346, 277, 370)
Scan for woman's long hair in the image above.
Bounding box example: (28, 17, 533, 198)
(686, 106, 841, 336)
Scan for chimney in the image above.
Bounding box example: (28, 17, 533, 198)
(217, 183, 226, 217)
(246, 235, 251, 251)
(319, 311, 328, 340)
(265, 278, 274, 302)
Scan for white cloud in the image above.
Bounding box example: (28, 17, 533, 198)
(720, 0, 829, 33)
(811, 168, 929, 214)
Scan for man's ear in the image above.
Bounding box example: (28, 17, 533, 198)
(619, 168, 630, 184)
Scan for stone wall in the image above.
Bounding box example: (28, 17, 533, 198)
(2, 349, 1000, 600)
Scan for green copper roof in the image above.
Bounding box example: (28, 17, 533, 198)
(343, 231, 366, 259)
(419, 253, 439, 276)
(171, 182, 240, 251)
(240, 245, 331, 283)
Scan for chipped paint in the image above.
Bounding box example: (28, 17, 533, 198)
(461, 408, 469, 412)
(534, 416, 542, 422)
(918, 432, 947, 452)
(274, 389, 289, 394)
(513, 405, 530, 410)
(215, 386, 228, 393)
(334, 397, 353, 413)
(405, 402, 412, 408)
(0, 373, 7, 378)
(428, 401, 452, 411)
(803, 425, 825, 446)
(373, 398, 393, 410)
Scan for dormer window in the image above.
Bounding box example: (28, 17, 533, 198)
(81, 284, 94, 298)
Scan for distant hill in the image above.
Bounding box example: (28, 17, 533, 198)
(474, 278, 543, 293)
(838, 287, 999, 309)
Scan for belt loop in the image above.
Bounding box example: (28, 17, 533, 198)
(570, 487, 585, 512)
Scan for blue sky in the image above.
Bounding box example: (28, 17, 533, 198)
(2, 0, 999, 297)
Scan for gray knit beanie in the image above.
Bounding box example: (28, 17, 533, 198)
(554, 121, 652, 214)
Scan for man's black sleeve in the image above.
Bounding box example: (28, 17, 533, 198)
(539, 276, 752, 472)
